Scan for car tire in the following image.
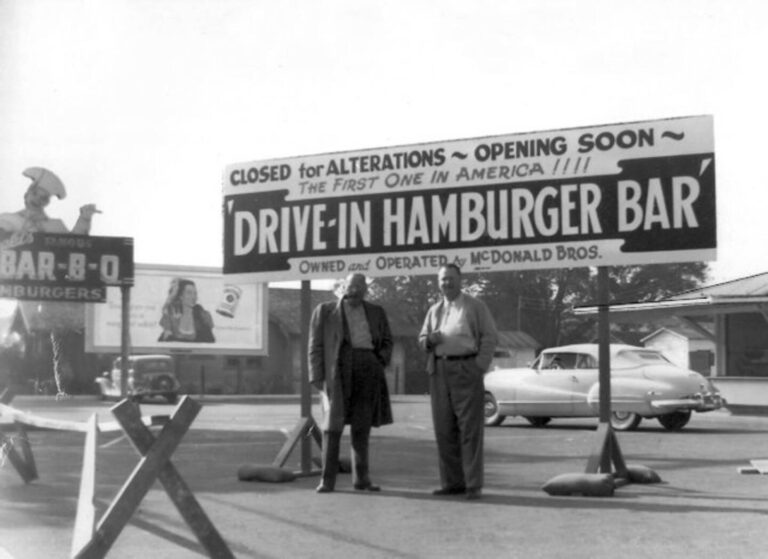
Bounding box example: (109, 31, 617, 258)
(657, 410, 692, 431)
(524, 416, 552, 427)
(484, 392, 506, 426)
(610, 411, 642, 431)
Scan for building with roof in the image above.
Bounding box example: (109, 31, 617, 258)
(491, 330, 541, 369)
(640, 318, 715, 375)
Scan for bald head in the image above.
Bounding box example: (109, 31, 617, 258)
(343, 273, 368, 306)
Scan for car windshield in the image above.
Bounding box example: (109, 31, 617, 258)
(613, 349, 671, 368)
(542, 353, 576, 369)
(536, 352, 597, 370)
(135, 360, 173, 374)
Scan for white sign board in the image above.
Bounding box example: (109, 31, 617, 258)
(223, 115, 716, 281)
(86, 264, 267, 355)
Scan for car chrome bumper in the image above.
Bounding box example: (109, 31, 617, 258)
(650, 393, 723, 412)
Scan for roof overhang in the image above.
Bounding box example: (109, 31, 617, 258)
(573, 296, 768, 323)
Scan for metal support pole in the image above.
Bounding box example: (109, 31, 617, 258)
(300, 280, 312, 474)
(598, 267, 611, 424)
(120, 284, 131, 398)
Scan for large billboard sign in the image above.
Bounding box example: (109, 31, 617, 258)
(222, 115, 715, 281)
(0, 232, 134, 302)
(86, 264, 267, 355)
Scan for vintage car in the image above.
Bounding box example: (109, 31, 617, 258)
(95, 354, 180, 404)
(483, 343, 723, 431)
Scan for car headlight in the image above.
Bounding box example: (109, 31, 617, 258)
(700, 379, 719, 394)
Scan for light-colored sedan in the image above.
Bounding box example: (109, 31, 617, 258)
(483, 343, 723, 431)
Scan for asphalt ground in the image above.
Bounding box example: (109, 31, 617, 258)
(2, 395, 768, 559)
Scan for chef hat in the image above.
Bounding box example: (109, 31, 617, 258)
(22, 167, 67, 199)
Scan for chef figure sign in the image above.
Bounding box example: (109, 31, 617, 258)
(0, 167, 102, 400)
(0, 167, 100, 235)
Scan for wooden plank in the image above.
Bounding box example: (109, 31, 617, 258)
(0, 432, 36, 484)
(585, 422, 627, 478)
(110, 399, 233, 558)
(272, 417, 313, 468)
(1, 404, 87, 432)
(585, 422, 610, 473)
(14, 422, 37, 481)
(75, 398, 199, 559)
(71, 415, 98, 557)
(308, 417, 322, 447)
(0, 402, 163, 433)
(609, 429, 628, 478)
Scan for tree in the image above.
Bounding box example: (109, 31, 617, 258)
(478, 267, 594, 348)
(363, 275, 441, 393)
(367, 275, 438, 330)
(369, 262, 711, 352)
(563, 262, 712, 345)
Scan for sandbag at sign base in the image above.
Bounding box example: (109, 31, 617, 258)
(542, 473, 615, 496)
(238, 464, 297, 483)
(625, 464, 662, 484)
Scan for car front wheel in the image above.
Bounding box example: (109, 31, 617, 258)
(484, 392, 506, 426)
(610, 411, 642, 431)
(657, 410, 692, 431)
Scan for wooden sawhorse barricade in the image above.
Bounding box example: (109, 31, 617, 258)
(0, 389, 38, 483)
(0, 391, 234, 558)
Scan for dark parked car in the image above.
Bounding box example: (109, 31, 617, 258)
(96, 354, 180, 404)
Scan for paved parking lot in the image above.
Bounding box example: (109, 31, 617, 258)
(2, 395, 768, 558)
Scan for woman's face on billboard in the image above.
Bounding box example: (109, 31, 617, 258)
(180, 284, 197, 307)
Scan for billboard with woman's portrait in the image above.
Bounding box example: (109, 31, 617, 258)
(86, 264, 267, 355)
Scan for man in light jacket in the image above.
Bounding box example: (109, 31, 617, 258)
(419, 264, 498, 500)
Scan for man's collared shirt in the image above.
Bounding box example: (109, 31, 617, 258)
(435, 293, 477, 356)
(343, 300, 374, 349)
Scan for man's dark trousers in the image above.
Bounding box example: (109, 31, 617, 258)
(429, 358, 485, 491)
(320, 346, 379, 488)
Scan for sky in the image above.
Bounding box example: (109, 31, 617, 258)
(1, 0, 767, 317)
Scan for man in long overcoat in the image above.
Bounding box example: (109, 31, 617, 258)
(308, 273, 393, 493)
